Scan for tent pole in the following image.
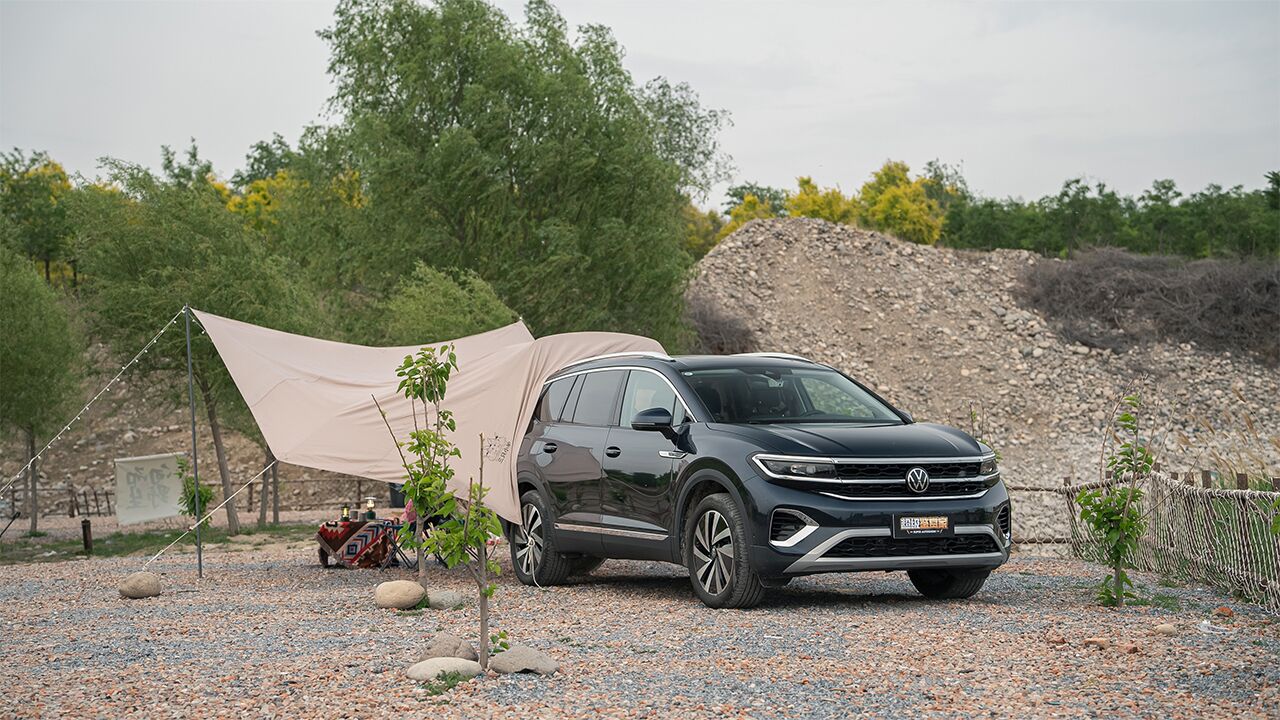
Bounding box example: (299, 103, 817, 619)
(185, 306, 204, 579)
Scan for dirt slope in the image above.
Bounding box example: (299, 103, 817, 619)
(687, 218, 1279, 538)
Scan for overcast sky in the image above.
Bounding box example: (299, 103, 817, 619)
(2, 0, 1276, 207)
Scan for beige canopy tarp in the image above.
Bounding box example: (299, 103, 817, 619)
(193, 309, 664, 522)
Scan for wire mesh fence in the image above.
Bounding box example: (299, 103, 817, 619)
(1011, 472, 1280, 613)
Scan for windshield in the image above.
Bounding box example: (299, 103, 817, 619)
(681, 366, 902, 424)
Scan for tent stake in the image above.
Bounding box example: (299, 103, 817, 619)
(185, 306, 204, 579)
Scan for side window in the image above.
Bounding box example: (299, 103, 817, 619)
(535, 376, 576, 423)
(620, 370, 683, 426)
(569, 370, 625, 426)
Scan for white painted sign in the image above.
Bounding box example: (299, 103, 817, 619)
(115, 453, 184, 525)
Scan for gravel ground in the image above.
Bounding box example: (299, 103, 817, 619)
(4, 541, 1277, 719)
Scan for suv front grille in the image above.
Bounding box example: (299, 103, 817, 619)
(822, 478, 994, 500)
(826, 534, 999, 558)
(836, 462, 983, 480)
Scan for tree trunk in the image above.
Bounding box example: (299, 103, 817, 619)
(258, 448, 272, 529)
(271, 462, 279, 524)
(1113, 561, 1124, 607)
(478, 583, 490, 671)
(43, 258, 50, 284)
(26, 428, 38, 534)
(198, 377, 240, 535)
(416, 518, 427, 584)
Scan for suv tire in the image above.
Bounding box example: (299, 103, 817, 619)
(510, 490, 575, 586)
(908, 568, 990, 599)
(684, 493, 766, 609)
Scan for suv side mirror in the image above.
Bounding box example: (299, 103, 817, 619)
(631, 407, 673, 432)
(900, 410, 914, 423)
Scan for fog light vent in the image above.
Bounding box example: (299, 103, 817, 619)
(769, 509, 818, 547)
(997, 504, 1011, 541)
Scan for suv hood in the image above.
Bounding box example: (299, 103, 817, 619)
(714, 421, 986, 459)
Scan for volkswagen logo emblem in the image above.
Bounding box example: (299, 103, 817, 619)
(905, 467, 930, 493)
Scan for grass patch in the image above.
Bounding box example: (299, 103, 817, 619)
(421, 671, 466, 696)
(1129, 593, 1182, 611)
(0, 523, 316, 565)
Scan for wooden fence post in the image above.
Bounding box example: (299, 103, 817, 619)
(1236, 473, 1249, 491)
(68, 489, 77, 518)
(1201, 470, 1213, 489)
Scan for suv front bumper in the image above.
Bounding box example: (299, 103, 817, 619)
(744, 475, 1012, 578)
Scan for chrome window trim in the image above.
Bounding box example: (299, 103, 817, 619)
(768, 509, 819, 548)
(559, 351, 673, 370)
(554, 521, 668, 541)
(752, 452, 997, 484)
(545, 365, 697, 423)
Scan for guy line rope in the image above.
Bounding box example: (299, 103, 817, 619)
(143, 459, 277, 568)
(0, 308, 187, 498)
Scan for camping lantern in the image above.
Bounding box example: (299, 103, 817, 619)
(364, 497, 377, 520)
(340, 504, 350, 522)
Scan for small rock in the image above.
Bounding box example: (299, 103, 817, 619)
(404, 657, 481, 682)
(375, 580, 426, 609)
(1212, 606, 1234, 619)
(428, 590, 465, 610)
(419, 632, 478, 662)
(122, 430, 138, 444)
(489, 644, 558, 675)
(1118, 642, 1140, 654)
(119, 571, 161, 599)
(1154, 623, 1177, 636)
(1082, 637, 1110, 649)
(1045, 632, 1067, 645)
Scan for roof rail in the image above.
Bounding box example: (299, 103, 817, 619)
(558, 350, 673, 371)
(732, 352, 816, 363)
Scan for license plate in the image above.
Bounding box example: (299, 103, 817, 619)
(895, 515, 951, 538)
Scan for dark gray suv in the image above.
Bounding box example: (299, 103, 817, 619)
(507, 352, 1010, 608)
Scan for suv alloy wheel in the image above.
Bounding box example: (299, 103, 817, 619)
(684, 493, 766, 608)
(510, 490, 578, 585)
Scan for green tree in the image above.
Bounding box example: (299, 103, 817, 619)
(73, 147, 322, 535)
(0, 150, 74, 284)
(318, 0, 728, 349)
(681, 201, 725, 260)
(0, 241, 81, 534)
(785, 177, 856, 224)
(380, 263, 517, 345)
(716, 193, 777, 240)
(724, 182, 787, 215)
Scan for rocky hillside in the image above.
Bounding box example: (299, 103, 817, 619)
(688, 218, 1279, 539)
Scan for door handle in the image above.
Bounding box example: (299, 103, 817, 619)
(542, 442, 558, 454)
(604, 446, 621, 458)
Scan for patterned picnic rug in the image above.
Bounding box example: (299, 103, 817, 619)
(316, 520, 392, 568)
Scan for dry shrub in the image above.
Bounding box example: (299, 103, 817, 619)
(1018, 248, 1280, 363)
(684, 291, 757, 354)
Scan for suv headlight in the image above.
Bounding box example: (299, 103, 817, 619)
(758, 457, 837, 480)
(979, 457, 998, 476)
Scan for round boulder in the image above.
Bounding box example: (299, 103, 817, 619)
(427, 589, 466, 610)
(405, 656, 482, 682)
(419, 632, 479, 662)
(375, 580, 426, 609)
(489, 644, 558, 675)
(119, 571, 162, 599)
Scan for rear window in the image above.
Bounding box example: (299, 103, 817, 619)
(569, 370, 625, 426)
(535, 376, 577, 423)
